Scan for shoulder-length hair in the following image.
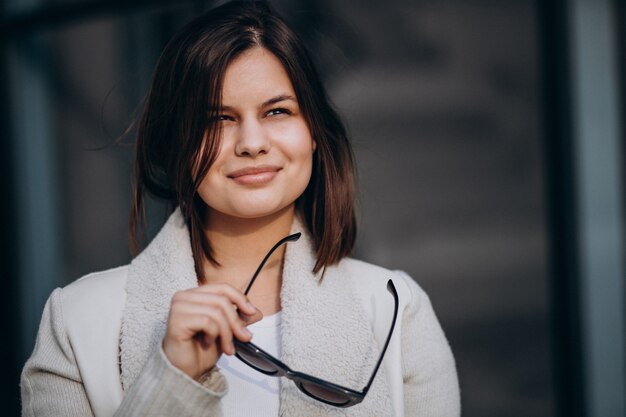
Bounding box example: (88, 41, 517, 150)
(130, 0, 356, 279)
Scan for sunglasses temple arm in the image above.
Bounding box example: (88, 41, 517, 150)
(243, 232, 302, 296)
(362, 279, 400, 393)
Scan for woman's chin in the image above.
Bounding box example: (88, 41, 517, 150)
(209, 202, 296, 222)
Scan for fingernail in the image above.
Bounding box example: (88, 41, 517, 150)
(243, 328, 253, 338)
(246, 301, 256, 311)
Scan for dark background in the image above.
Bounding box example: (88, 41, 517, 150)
(1, 1, 624, 416)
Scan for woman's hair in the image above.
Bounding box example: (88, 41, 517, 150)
(131, 0, 356, 279)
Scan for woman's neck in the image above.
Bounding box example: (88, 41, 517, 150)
(201, 205, 295, 315)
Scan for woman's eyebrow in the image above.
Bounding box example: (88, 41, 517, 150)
(261, 94, 296, 107)
(214, 94, 296, 112)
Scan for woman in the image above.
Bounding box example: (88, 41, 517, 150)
(21, 1, 460, 416)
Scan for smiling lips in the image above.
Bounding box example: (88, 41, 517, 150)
(227, 165, 282, 185)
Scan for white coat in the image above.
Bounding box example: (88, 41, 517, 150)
(21, 210, 460, 417)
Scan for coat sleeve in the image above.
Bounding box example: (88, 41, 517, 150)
(21, 288, 227, 417)
(396, 271, 461, 417)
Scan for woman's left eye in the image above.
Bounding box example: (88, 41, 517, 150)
(266, 108, 291, 117)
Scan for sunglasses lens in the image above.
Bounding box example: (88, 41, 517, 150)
(236, 345, 280, 374)
(299, 381, 352, 406)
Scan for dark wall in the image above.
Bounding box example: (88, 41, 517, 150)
(0, 19, 21, 417)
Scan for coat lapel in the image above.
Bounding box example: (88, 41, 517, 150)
(120, 209, 393, 416)
(279, 220, 393, 416)
(120, 209, 198, 390)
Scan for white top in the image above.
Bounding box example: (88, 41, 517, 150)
(217, 312, 282, 416)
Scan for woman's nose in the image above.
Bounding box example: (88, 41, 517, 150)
(234, 118, 271, 157)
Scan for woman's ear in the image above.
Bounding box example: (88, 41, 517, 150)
(312, 139, 317, 152)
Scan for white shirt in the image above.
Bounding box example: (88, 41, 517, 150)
(217, 312, 282, 416)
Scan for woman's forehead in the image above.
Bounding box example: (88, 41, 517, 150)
(220, 47, 296, 106)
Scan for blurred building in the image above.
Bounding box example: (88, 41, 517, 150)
(1, 1, 624, 416)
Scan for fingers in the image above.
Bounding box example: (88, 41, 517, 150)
(164, 282, 263, 379)
(173, 299, 252, 353)
(193, 282, 258, 316)
(169, 283, 258, 349)
(175, 290, 256, 339)
(239, 309, 264, 326)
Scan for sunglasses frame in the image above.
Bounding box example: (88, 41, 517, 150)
(234, 233, 399, 408)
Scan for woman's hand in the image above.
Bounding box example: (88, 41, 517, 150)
(162, 283, 262, 380)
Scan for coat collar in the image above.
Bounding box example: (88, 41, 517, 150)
(120, 209, 393, 416)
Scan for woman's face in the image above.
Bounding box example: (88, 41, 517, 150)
(197, 47, 315, 221)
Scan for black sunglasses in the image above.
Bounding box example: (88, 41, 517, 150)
(233, 233, 399, 408)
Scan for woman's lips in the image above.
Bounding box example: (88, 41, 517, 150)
(227, 166, 281, 185)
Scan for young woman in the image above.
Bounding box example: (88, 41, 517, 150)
(21, 2, 460, 416)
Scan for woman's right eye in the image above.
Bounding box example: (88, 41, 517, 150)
(209, 114, 234, 123)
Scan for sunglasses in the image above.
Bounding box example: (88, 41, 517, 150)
(233, 233, 399, 408)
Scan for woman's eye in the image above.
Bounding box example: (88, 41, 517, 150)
(266, 108, 291, 117)
(209, 114, 234, 123)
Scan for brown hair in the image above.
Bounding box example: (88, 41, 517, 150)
(131, 0, 356, 279)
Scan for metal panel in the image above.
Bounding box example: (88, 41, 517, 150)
(7, 38, 63, 357)
(569, 1, 626, 416)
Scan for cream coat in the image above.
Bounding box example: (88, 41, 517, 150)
(21, 210, 460, 416)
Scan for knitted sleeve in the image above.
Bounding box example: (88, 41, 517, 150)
(396, 271, 461, 417)
(21, 289, 94, 417)
(21, 288, 227, 417)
